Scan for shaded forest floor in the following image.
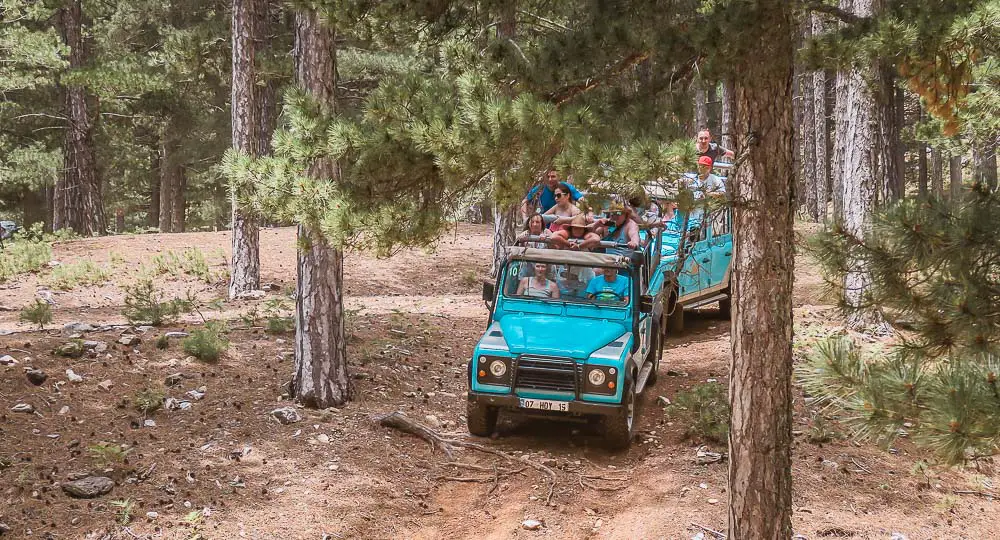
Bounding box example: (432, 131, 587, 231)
(1, 224, 997, 539)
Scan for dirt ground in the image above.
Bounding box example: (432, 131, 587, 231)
(1, 224, 997, 539)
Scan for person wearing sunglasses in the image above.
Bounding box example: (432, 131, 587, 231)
(520, 170, 585, 220)
(599, 202, 640, 254)
(542, 185, 585, 233)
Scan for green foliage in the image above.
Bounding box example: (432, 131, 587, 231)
(134, 387, 164, 414)
(121, 278, 192, 326)
(182, 321, 229, 362)
(262, 298, 292, 334)
(110, 498, 136, 525)
(0, 237, 51, 283)
(19, 299, 53, 329)
(87, 442, 132, 467)
(42, 260, 108, 290)
(665, 383, 731, 443)
(149, 248, 216, 283)
(155, 334, 170, 349)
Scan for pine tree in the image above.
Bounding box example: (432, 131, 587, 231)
(806, 184, 1000, 464)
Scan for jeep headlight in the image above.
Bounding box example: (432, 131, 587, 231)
(489, 359, 507, 377)
(588, 368, 606, 386)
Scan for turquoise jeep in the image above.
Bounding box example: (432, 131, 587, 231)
(467, 233, 665, 448)
(660, 206, 733, 333)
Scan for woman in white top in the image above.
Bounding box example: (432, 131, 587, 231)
(515, 263, 561, 299)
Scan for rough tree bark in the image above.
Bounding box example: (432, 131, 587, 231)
(54, 0, 105, 236)
(792, 71, 804, 205)
(158, 138, 175, 233)
(974, 138, 998, 191)
(812, 13, 829, 223)
(839, 0, 888, 332)
(728, 0, 795, 537)
(802, 42, 818, 221)
(950, 154, 963, 200)
(169, 161, 186, 232)
(721, 79, 735, 150)
(874, 63, 903, 202)
(229, 0, 264, 298)
(490, 1, 519, 279)
(917, 110, 928, 197)
(931, 147, 944, 197)
(694, 75, 709, 130)
(149, 146, 160, 228)
(292, 7, 350, 408)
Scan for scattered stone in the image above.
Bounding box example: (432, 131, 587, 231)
(438, 391, 458, 399)
(25, 368, 48, 386)
(275, 338, 287, 345)
(11, 403, 34, 414)
(165, 373, 184, 386)
(423, 415, 442, 428)
(65, 369, 84, 383)
(184, 355, 198, 363)
(61, 476, 114, 499)
(0, 354, 17, 366)
(118, 334, 140, 346)
(186, 389, 206, 401)
(890, 533, 908, 540)
(94, 342, 108, 353)
(0, 522, 10, 535)
(62, 322, 96, 333)
(235, 289, 266, 300)
(707, 498, 719, 505)
(97, 379, 114, 392)
(146, 511, 159, 520)
(144, 419, 156, 428)
(54, 341, 85, 358)
(58, 406, 70, 415)
(316, 433, 330, 444)
(665, 369, 687, 377)
(135, 325, 154, 333)
(656, 395, 671, 407)
(165, 398, 192, 411)
(164, 331, 188, 338)
(522, 519, 544, 531)
(695, 446, 726, 465)
(271, 407, 301, 424)
(262, 283, 280, 292)
(82, 340, 101, 349)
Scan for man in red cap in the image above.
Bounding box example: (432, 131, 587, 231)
(696, 128, 734, 162)
(693, 155, 726, 197)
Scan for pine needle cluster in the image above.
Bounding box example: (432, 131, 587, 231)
(804, 185, 1000, 464)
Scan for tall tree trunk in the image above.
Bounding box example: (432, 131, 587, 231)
(728, 0, 795, 537)
(874, 64, 901, 202)
(792, 71, 804, 207)
(721, 79, 735, 151)
(707, 83, 719, 136)
(54, 0, 105, 236)
(802, 48, 818, 221)
(149, 147, 161, 228)
(812, 14, 829, 223)
(169, 164, 186, 232)
(974, 138, 998, 191)
(893, 86, 906, 199)
(292, 7, 350, 408)
(917, 111, 928, 197)
(229, 0, 264, 298)
(158, 138, 174, 233)
(490, 1, 518, 279)
(950, 154, 962, 200)
(840, 0, 888, 332)
(694, 75, 708, 131)
(931, 147, 944, 197)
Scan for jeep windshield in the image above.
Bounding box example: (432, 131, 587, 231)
(503, 259, 632, 306)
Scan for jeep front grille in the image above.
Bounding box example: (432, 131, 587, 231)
(514, 356, 580, 393)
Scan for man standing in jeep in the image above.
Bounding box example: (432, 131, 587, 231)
(696, 128, 734, 162)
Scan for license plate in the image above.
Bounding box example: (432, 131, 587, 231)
(518, 398, 569, 412)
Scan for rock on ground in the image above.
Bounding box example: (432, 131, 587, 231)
(61, 476, 114, 499)
(25, 369, 48, 386)
(271, 406, 301, 424)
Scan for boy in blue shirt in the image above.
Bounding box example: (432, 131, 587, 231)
(521, 170, 585, 219)
(585, 267, 630, 303)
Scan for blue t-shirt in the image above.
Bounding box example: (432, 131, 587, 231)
(526, 182, 585, 213)
(585, 274, 630, 302)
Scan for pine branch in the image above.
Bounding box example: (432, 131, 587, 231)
(547, 51, 651, 107)
(802, 1, 868, 25)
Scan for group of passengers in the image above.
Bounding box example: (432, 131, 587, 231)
(514, 262, 631, 304)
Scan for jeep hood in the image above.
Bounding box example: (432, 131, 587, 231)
(497, 314, 628, 359)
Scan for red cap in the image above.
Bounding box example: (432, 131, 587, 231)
(698, 155, 714, 167)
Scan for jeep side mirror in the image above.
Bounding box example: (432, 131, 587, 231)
(639, 294, 654, 314)
(482, 281, 495, 303)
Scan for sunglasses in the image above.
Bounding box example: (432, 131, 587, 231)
(610, 212, 623, 217)
(554, 192, 567, 198)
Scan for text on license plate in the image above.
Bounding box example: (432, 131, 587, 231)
(518, 398, 569, 412)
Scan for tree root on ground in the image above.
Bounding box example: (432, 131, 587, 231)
(375, 410, 558, 504)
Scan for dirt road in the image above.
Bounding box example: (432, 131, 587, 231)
(0, 226, 995, 539)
